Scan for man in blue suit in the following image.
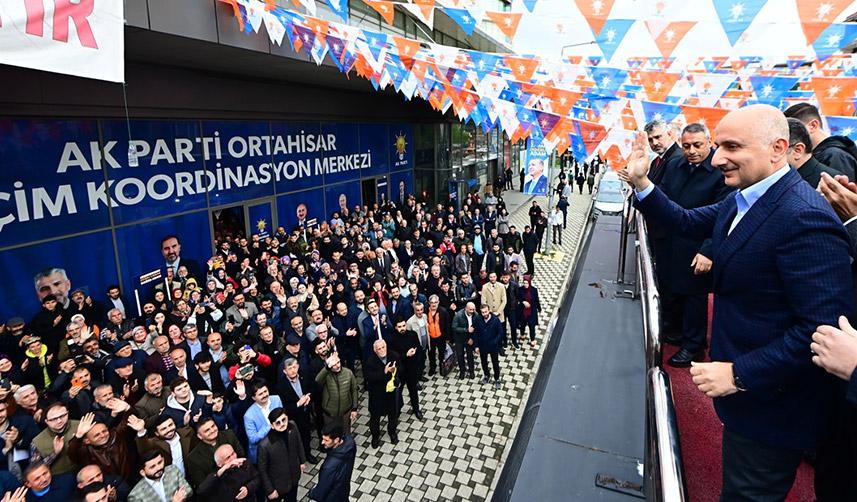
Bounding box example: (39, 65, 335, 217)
(523, 158, 548, 195)
(621, 104, 853, 500)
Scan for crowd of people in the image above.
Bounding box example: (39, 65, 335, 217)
(0, 176, 564, 501)
(623, 103, 857, 500)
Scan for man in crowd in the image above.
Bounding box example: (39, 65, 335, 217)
(128, 449, 191, 502)
(785, 117, 842, 187)
(644, 119, 683, 186)
(308, 423, 356, 502)
(785, 103, 857, 180)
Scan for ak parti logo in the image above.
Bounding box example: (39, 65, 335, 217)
(394, 132, 408, 161)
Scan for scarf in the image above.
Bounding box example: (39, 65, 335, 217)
(522, 287, 533, 319)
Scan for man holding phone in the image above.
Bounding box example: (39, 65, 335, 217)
(364, 340, 402, 448)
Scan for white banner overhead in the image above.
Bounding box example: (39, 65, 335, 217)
(0, 0, 124, 83)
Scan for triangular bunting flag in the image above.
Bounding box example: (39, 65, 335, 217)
(811, 77, 857, 116)
(826, 116, 857, 141)
(681, 105, 730, 132)
(574, 0, 617, 36)
(640, 100, 683, 124)
(593, 19, 635, 64)
(812, 23, 857, 62)
(485, 11, 522, 40)
(633, 71, 681, 102)
(748, 75, 799, 107)
(797, 0, 853, 45)
(444, 7, 478, 36)
(505, 56, 540, 83)
(688, 72, 736, 108)
(712, 0, 768, 46)
(648, 21, 696, 60)
(363, 0, 396, 24)
(324, 0, 348, 22)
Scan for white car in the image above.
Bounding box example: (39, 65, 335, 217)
(592, 171, 627, 217)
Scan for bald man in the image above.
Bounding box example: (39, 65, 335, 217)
(621, 104, 853, 500)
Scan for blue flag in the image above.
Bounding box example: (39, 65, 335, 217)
(748, 76, 799, 107)
(827, 116, 857, 142)
(712, 0, 768, 46)
(324, 0, 349, 22)
(444, 8, 477, 37)
(569, 134, 588, 162)
(812, 23, 857, 61)
(640, 101, 683, 124)
(363, 31, 388, 61)
(468, 51, 500, 80)
(593, 19, 635, 64)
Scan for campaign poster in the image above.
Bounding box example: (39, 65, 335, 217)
(115, 211, 212, 313)
(0, 230, 119, 322)
(324, 182, 362, 223)
(523, 140, 550, 195)
(247, 202, 273, 239)
(276, 188, 325, 234)
(388, 170, 414, 207)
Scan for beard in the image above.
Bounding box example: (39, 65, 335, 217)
(145, 469, 164, 481)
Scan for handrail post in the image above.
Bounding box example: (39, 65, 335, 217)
(616, 195, 631, 284)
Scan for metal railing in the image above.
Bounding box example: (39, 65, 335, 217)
(633, 209, 688, 502)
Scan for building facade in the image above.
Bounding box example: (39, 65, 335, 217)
(0, 0, 517, 321)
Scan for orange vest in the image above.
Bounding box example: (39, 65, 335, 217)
(427, 310, 442, 339)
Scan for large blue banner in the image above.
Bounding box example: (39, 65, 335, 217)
(100, 120, 208, 224)
(0, 230, 119, 321)
(247, 202, 273, 238)
(0, 118, 413, 297)
(0, 120, 110, 247)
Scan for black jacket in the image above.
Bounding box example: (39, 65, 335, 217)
(308, 435, 357, 502)
(197, 461, 261, 502)
(257, 423, 306, 496)
(649, 142, 685, 186)
(813, 135, 857, 181)
(364, 350, 402, 415)
(387, 329, 424, 381)
(797, 156, 842, 188)
(650, 151, 734, 295)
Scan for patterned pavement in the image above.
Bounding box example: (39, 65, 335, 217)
(295, 184, 595, 501)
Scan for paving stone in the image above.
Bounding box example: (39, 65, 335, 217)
(295, 189, 592, 501)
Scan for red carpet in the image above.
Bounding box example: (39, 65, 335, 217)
(661, 295, 815, 501)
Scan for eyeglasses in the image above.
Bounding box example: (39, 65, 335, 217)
(46, 412, 68, 422)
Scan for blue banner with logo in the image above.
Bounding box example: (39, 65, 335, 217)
(247, 202, 273, 238)
(0, 119, 413, 249)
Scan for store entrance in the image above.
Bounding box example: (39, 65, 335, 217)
(211, 205, 246, 247)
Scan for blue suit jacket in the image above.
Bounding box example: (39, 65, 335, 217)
(523, 175, 548, 195)
(638, 168, 853, 449)
(243, 395, 282, 463)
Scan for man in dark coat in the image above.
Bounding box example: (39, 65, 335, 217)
(521, 226, 538, 276)
(388, 317, 424, 420)
(363, 340, 401, 448)
(474, 305, 504, 389)
(276, 357, 318, 463)
(197, 444, 260, 502)
(309, 423, 356, 502)
(644, 119, 684, 186)
(257, 408, 305, 502)
(785, 102, 857, 180)
(654, 124, 734, 367)
(786, 117, 842, 188)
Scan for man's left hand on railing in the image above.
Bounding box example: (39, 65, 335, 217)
(690, 361, 738, 398)
(691, 254, 713, 275)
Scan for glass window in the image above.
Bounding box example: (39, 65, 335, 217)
(436, 123, 450, 170)
(415, 124, 434, 170)
(451, 123, 466, 169)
